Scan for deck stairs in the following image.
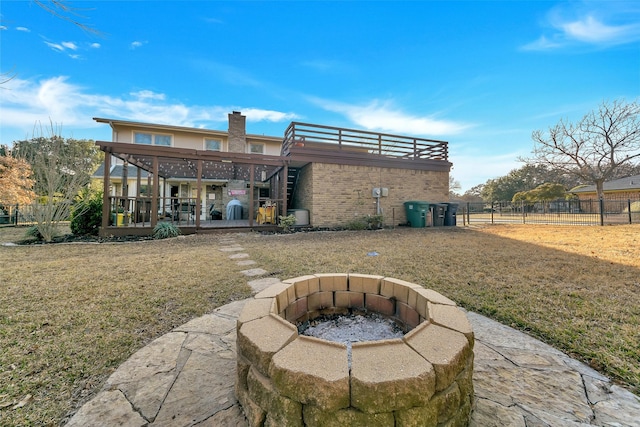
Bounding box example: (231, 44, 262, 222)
(286, 167, 300, 210)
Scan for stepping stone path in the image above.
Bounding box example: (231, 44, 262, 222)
(66, 236, 640, 427)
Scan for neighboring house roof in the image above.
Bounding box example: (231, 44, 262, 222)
(571, 175, 640, 193)
(92, 163, 149, 179)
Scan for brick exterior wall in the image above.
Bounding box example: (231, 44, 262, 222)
(291, 164, 313, 212)
(293, 163, 448, 227)
(228, 111, 247, 153)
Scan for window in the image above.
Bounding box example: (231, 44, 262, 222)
(155, 135, 171, 146)
(249, 143, 264, 154)
(134, 132, 152, 145)
(134, 132, 172, 146)
(205, 138, 222, 151)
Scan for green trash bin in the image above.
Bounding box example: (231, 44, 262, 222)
(404, 201, 430, 228)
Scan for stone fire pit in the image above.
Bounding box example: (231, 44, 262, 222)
(236, 274, 474, 427)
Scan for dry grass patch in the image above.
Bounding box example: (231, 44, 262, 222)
(0, 228, 252, 426)
(236, 225, 640, 396)
(1, 224, 639, 425)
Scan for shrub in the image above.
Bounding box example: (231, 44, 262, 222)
(70, 190, 103, 236)
(152, 222, 181, 239)
(278, 214, 297, 232)
(25, 225, 45, 241)
(345, 217, 368, 230)
(346, 214, 384, 230)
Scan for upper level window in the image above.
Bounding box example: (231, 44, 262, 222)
(205, 138, 222, 151)
(134, 132, 172, 146)
(249, 143, 264, 154)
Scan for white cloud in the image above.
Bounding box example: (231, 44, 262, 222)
(241, 108, 298, 122)
(44, 41, 65, 52)
(43, 40, 81, 58)
(562, 15, 635, 43)
(130, 40, 146, 49)
(131, 90, 166, 101)
(310, 98, 471, 137)
(90, 43, 101, 49)
(61, 41, 78, 50)
(520, 35, 563, 51)
(0, 76, 299, 144)
(522, 5, 640, 51)
(0, 26, 7, 31)
(16, 27, 30, 32)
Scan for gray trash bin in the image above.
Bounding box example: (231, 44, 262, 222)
(432, 203, 447, 227)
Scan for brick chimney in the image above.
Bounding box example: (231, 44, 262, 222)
(227, 111, 246, 153)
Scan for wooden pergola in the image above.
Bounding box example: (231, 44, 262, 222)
(97, 141, 293, 234)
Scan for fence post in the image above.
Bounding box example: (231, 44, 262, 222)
(466, 202, 470, 225)
(521, 200, 525, 224)
(628, 199, 632, 224)
(14, 204, 19, 225)
(491, 201, 494, 224)
(599, 198, 604, 226)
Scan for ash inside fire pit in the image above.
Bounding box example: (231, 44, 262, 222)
(299, 312, 404, 343)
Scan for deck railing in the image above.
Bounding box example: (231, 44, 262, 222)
(282, 122, 448, 162)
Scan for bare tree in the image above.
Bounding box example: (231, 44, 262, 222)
(449, 176, 462, 198)
(13, 123, 98, 242)
(34, 1, 100, 35)
(529, 99, 640, 199)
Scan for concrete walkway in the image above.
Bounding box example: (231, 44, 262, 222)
(66, 238, 640, 427)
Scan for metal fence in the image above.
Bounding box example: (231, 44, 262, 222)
(4, 196, 640, 228)
(458, 196, 640, 226)
(0, 204, 37, 227)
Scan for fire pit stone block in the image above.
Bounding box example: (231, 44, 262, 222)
(237, 298, 274, 328)
(350, 339, 436, 413)
(303, 406, 395, 427)
(348, 273, 383, 294)
(237, 314, 297, 377)
(405, 323, 473, 392)
(236, 274, 474, 427)
(269, 336, 350, 411)
(316, 273, 348, 292)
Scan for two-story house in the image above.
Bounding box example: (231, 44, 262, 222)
(93, 112, 452, 235)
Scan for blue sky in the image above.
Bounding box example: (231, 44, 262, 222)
(1, 1, 639, 191)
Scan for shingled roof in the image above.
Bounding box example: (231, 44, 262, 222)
(571, 175, 640, 193)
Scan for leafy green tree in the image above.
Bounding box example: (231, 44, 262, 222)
(529, 183, 566, 202)
(529, 99, 640, 199)
(512, 183, 567, 213)
(479, 164, 584, 202)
